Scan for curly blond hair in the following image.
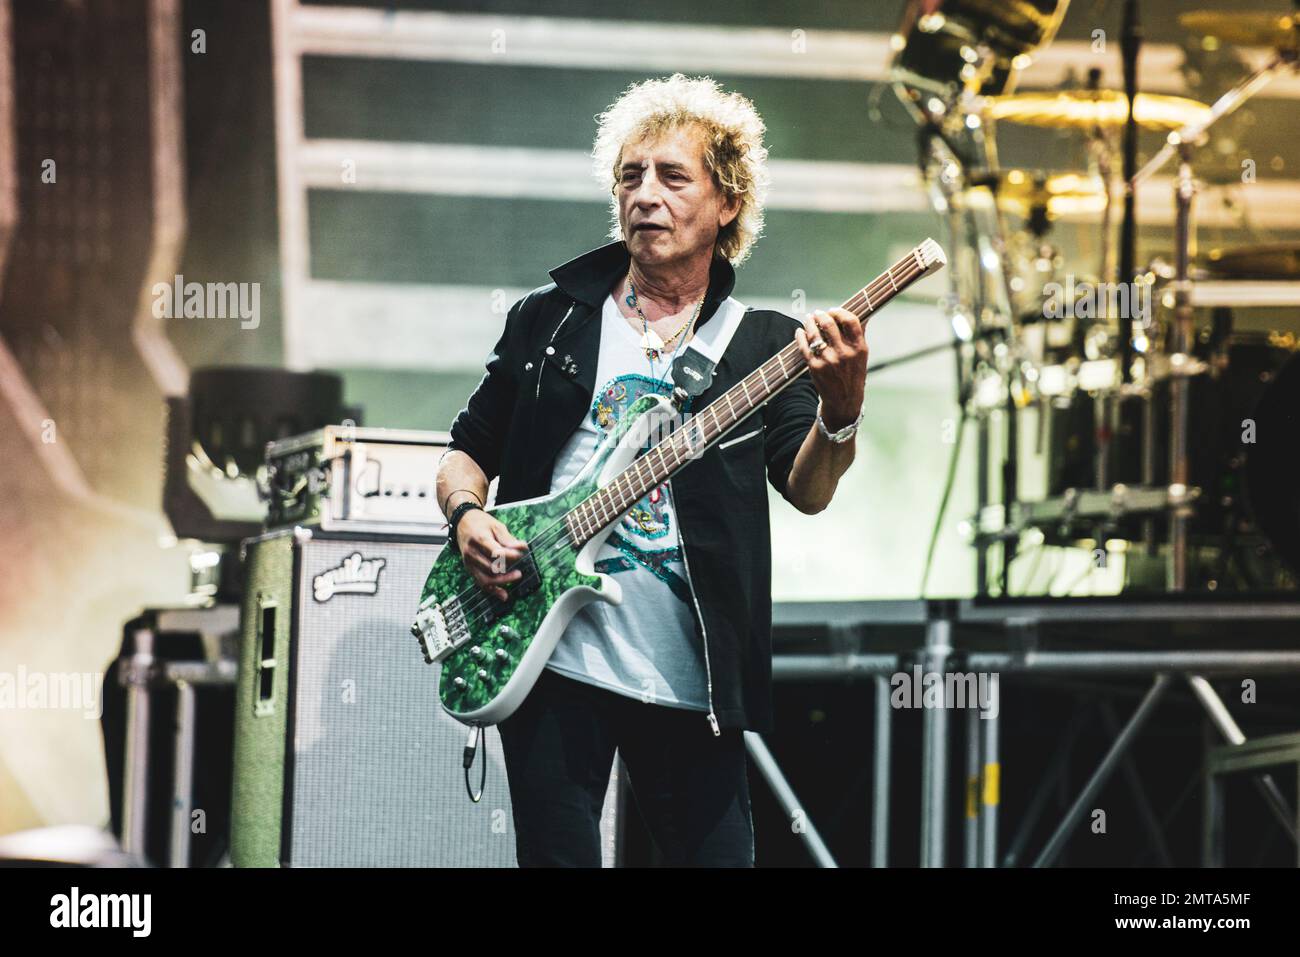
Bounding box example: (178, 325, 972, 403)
(592, 73, 770, 267)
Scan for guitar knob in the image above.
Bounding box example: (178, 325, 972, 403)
(469, 645, 484, 658)
(494, 648, 509, 661)
(452, 676, 467, 689)
(497, 625, 518, 642)
(477, 668, 489, 681)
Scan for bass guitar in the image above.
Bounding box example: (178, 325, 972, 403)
(412, 238, 946, 726)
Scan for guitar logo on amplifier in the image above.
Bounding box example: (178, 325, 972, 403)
(312, 552, 386, 602)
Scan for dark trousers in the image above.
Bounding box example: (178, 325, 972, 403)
(498, 667, 754, 867)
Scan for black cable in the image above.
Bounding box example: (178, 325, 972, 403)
(463, 725, 487, 802)
(920, 406, 968, 597)
(866, 340, 956, 375)
(1020, 542, 1048, 597)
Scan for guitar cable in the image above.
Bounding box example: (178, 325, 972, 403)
(463, 724, 488, 802)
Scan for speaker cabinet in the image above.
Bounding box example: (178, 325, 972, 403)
(230, 527, 625, 866)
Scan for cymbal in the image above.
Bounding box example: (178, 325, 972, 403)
(985, 169, 1109, 217)
(1205, 242, 1300, 279)
(1178, 11, 1299, 50)
(982, 90, 1212, 131)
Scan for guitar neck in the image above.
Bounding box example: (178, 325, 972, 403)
(563, 239, 945, 547)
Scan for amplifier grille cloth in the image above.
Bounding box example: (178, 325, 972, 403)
(289, 539, 517, 866)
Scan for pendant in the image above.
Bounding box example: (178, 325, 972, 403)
(640, 328, 664, 352)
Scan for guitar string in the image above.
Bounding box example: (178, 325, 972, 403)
(443, 337, 805, 631)
(442, 259, 923, 639)
(441, 258, 923, 639)
(437, 257, 925, 641)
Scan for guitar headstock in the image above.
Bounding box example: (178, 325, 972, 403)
(913, 238, 947, 278)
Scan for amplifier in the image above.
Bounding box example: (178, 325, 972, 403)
(230, 527, 626, 867)
(262, 426, 451, 536)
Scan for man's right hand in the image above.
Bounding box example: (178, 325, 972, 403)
(454, 509, 529, 602)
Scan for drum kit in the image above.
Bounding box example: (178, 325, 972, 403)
(890, 0, 1300, 596)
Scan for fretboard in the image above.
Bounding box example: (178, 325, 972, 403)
(562, 241, 938, 548)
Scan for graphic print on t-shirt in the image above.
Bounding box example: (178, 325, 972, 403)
(589, 372, 694, 604)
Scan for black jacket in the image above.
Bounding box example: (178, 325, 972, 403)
(446, 239, 818, 734)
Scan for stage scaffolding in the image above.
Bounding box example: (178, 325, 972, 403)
(762, 597, 1300, 868)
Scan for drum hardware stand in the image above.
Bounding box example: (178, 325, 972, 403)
(1140, 335, 1160, 557)
(1171, 153, 1196, 591)
(934, 93, 1025, 597)
(1117, 0, 1142, 387)
(894, 3, 1083, 597)
(1130, 45, 1300, 590)
(1081, 65, 1117, 285)
(1086, 58, 1122, 496)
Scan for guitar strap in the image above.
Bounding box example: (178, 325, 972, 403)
(668, 296, 747, 408)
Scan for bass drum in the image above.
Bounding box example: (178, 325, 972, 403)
(1246, 349, 1300, 575)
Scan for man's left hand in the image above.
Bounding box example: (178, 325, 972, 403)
(794, 308, 868, 430)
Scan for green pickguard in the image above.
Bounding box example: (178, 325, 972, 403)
(418, 394, 664, 720)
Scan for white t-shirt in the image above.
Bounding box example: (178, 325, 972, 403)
(545, 293, 709, 710)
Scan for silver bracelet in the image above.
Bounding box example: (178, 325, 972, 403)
(815, 400, 864, 444)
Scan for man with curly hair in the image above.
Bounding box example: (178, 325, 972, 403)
(437, 74, 869, 867)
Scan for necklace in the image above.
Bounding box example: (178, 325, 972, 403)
(625, 279, 704, 362)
